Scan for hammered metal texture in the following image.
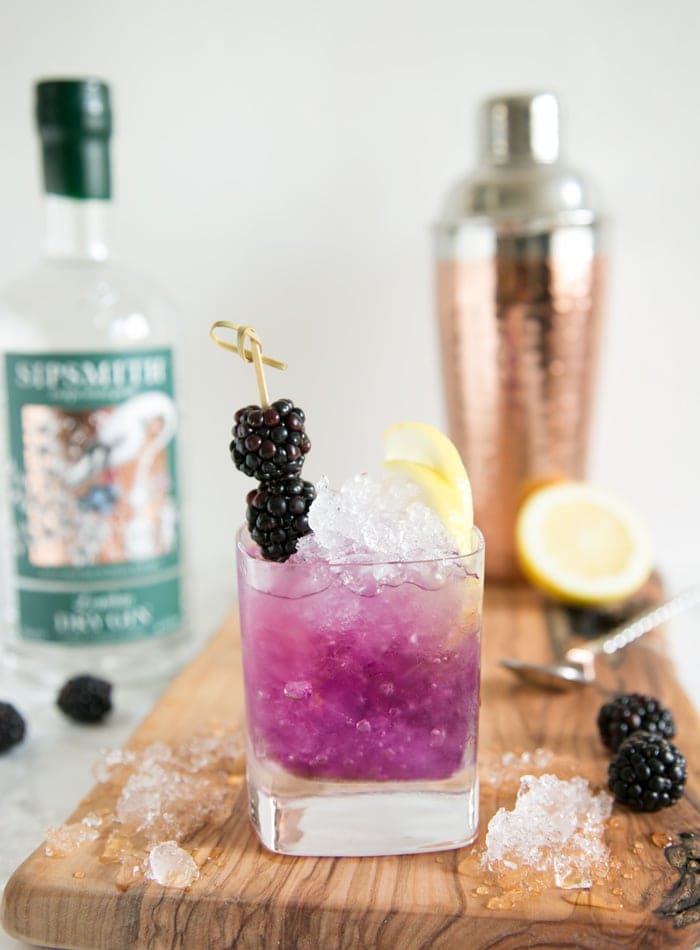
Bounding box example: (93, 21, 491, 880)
(436, 228, 605, 579)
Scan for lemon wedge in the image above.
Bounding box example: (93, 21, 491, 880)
(515, 481, 652, 605)
(382, 422, 474, 553)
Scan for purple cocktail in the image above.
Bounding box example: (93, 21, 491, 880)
(209, 321, 484, 855)
(237, 518, 484, 856)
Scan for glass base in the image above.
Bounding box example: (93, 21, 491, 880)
(248, 757, 479, 857)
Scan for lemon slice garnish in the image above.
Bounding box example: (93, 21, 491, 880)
(382, 422, 474, 553)
(515, 481, 652, 605)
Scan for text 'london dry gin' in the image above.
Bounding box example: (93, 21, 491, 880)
(0, 79, 189, 682)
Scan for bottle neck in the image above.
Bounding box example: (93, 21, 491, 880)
(42, 194, 112, 262)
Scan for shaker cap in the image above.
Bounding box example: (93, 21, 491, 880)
(480, 92, 559, 165)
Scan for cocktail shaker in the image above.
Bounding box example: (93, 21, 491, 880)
(434, 92, 606, 579)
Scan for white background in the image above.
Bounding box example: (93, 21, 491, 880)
(1, 0, 699, 635)
(0, 4, 699, 945)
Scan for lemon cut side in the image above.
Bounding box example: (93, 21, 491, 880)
(382, 422, 474, 554)
(516, 481, 652, 605)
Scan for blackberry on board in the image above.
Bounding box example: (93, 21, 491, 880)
(597, 693, 675, 752)
(231, 399, 311, 479)
(247, 476, 316, 562)
(0, 701, 26, 753)
(608, 733, 686, 812)
(57, 675, 113, 723)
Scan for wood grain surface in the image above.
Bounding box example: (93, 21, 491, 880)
(2, 582, 699, 949)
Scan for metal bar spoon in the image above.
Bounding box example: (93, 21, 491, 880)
(500, 582, 700, 689)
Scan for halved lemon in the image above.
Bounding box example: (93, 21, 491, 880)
(382, 422, 474, 553)
(515, 481, 652, 605)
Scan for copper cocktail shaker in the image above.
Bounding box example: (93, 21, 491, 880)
(435, 92, 606, 579)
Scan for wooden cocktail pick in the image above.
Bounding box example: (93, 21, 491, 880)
(209, 321, 287, 409)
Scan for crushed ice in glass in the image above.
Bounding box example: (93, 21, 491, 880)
(293, 474, 466, 593)
(483, 774, 613, 890)
(296, 474, 457, 564)
(146, 840, 200, 888)
(283, 680, 313, 701)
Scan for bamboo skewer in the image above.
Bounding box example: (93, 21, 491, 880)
(209, 321, 286, 409)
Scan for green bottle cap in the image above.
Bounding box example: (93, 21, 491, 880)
(36, 78, 112, 200)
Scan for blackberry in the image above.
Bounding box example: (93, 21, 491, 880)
(246, 476, 316, 562)
(597, 693, 675, 752)
(0, 702, 26, 753)
(608, 733, 686, 812)
(230, 399, 311, 479)
(57, 675, 113, 723)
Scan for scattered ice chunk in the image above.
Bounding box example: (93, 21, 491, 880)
(146, 840, 199, 888)
(296, 474, 457, 565)
(115, 763, 171, 830)
(175, 731, 246, 773)
(482, 747, 554, 787)
(483, 774, 613, 890)
(532, 748, 553, 769)
(112, 730, 244, 843)
(115, 763, 221, 839)
(139, 741, 173, 767)
(93, 747, 137, 784)
(45, 813, 102, 857)
(44, 730, 245, 888)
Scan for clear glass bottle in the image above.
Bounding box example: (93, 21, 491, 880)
(0, 78, 189, 683)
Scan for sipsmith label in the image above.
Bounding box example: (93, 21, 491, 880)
(4, 348, 183, 644)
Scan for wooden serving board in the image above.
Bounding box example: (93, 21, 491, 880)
(3, 583, 700, 949)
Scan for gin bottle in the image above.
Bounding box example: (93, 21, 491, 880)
(0, 79, 189, 682)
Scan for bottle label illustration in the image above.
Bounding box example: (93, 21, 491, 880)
(4, 348, 183, 643)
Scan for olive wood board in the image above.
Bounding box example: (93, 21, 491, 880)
(2, 582, 699, 949)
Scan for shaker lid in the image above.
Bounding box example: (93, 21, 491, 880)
(480, 92, 559, 165)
